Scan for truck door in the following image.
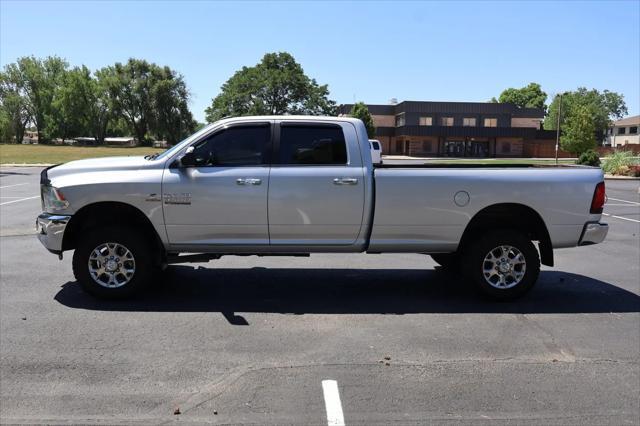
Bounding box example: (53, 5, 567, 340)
(268, 122, 365, 246)
(162, 122, 272, 248)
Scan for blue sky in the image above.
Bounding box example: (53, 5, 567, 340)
(1, 0, 639, 122)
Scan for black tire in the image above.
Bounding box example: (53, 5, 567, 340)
(72, 226, 154, 299)
(430, 253, 459, 269)
(461, 229, 540, 301)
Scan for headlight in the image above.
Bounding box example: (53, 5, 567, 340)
(41, 185, 69, 212)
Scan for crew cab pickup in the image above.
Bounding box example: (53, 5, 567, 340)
(37, 116, 608, 300)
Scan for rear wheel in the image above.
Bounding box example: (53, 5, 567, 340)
(461, 229, 540, 301)
(72, 227, 154, 299)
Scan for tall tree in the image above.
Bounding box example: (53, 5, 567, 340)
(150, 66, 196, 144)
(560, 104, 597, 155)
(100, 59, 155, 145)
(350, 102, 376, 138)
(544, 87, 627, 142)
(495, 82, 548, 112)
(205, 52, 337, 122)
(5, 56, 68, 143)
(0, 70, 30, 144)
(101, 59, 194, 146)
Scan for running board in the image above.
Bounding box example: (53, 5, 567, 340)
(166, 253, 310, 264)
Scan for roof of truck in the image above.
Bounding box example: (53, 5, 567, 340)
(213, 115, 362, 125)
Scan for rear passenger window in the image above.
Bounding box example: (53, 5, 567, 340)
(372, 142, 380, 150)
(279, 124, 347, 165)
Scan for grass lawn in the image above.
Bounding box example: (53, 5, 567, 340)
(0, 144, 164, 164)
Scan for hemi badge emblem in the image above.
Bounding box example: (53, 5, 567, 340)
(163, 193, 192, 205)
(145, 193, 162, 202)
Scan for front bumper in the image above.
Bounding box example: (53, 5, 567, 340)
(578, 221, 609, 246)
(36, 213, 71, 254)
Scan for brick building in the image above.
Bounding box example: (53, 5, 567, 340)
(338, 101, 558, 157)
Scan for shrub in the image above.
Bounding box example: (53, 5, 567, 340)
(601, 150, 636, 175)
(576, 149, 600, 166)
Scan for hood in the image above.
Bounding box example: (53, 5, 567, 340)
(47, 156, 154, 179)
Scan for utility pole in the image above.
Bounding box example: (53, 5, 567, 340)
(555, 93, 564, 165)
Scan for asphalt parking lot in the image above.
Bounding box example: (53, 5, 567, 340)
(0, 166, 638, 425)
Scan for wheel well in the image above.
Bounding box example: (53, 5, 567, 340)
(62, 202, 165, 261)
(459, 203, 554, 266)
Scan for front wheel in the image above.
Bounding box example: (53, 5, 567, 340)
(72, 227, 154, 299)
(461, 229, 540, 301)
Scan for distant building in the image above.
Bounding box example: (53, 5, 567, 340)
(22, 130, 38, 144)
(605, 115, 639, 147)
(338, 101, 558, 158)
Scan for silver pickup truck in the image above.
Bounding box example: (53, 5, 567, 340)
(37, 116, 608, 300)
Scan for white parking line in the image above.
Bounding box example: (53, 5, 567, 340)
(602, 213, 640, 223)
(607, 197, 640, 206)
(0, 183, 30, 189)
(0, 196, 39, 206)
(322, 380, 345, 426)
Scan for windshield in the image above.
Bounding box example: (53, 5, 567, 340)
(151, 123, 217, 161)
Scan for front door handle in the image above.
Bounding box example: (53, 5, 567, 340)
(236, 178, 262, 186)
(333, 177, 358, 185)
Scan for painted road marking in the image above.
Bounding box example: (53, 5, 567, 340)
(0, 183, 30, 189)
(0, 196, 39, 206)
(607, 197, 640, 206)
(602, 213, 640, 223)
(322, 380, 345, 426)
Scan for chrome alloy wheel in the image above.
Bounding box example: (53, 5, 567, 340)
(88, 242, 136, 288)
(482, 245, 526, 289)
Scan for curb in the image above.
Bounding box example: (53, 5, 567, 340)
(604, 174, 640, 181)
(1, 163, 54, 167)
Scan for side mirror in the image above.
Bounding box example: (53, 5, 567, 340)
(179, 146, 197, 167)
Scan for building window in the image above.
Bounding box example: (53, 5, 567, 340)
(395, 114, 405, 127)
(617, 127, 626, 135)
(422, 141, 432, 152)
(419, 116, 433, 126)
(463, 117, 476, 127)
(484, 118, 497, 127)
(501, 142, 511, 154)
(629, 126, 638, 134)
(395, 140, 403, 153)
(441, 117, 454, 126)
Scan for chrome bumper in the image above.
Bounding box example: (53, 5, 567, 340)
(578, 222, 609, 246)
(36, 213, 71, 254)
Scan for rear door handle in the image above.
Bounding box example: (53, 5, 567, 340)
(333, 177, 358, 185)
(236, 178, 262, 186)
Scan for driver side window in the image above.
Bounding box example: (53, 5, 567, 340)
(191, 124, 271, 166)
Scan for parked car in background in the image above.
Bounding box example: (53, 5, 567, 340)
(369, 139, 382, 164)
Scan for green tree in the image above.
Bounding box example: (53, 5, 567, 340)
(0, 70, 30, 144)
(4, 56, 68, 143)
(205, 52, 337, 122)
(350, 102, 376, 138)
(496, 82, 548, 111)
(150, 66, 196, 144)
(544, 88, 627, 142)
(560, 104, 597, 155)
(100, 59, 155, 145)
(101, 59, 194, 146)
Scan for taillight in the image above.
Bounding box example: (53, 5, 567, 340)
(590, 181, 605, 214)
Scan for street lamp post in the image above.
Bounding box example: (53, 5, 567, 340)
(555, 93, 564, 165)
